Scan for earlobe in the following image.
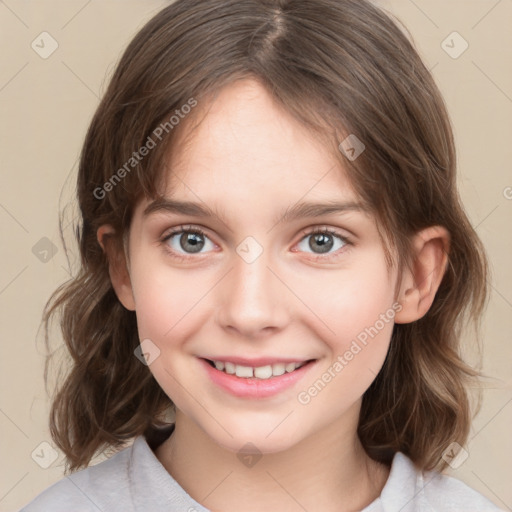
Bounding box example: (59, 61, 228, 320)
(97, 225, 136, 311)
(394, 226, 450, 324)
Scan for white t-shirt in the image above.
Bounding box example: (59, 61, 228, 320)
(20, 425, 503, 512)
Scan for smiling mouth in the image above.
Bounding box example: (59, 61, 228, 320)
(203, 358, 316, 380)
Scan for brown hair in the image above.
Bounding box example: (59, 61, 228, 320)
(42, 0, 489, 473)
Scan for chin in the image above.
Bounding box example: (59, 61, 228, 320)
(199, 414, 307, 455)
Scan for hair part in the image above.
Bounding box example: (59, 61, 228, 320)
(42, 0, 489, 473)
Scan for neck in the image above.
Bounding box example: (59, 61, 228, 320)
(155, 406, 389, 512)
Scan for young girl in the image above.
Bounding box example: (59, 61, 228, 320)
(22, 0, 504, 510)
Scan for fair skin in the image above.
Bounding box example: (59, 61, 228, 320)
(98, 79, 449, 512)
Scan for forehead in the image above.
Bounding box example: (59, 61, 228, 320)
(137, 78, 364, 220)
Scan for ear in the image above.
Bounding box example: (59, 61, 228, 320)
(97, 225, 136, 311)
(394, 226, 450, 324)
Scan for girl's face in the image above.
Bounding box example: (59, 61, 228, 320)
(123, 79, 401, 453)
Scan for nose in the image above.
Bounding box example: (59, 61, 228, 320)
(216, 247, 290, 339)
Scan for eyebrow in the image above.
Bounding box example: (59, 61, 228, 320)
(143, 198, 369, 225)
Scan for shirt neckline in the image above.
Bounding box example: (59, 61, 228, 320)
(133, 424, 419, 512)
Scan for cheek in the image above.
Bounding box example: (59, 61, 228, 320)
(129, 262, 208, 402)
(294, 271, 395, 413)
(129, 256, 207, 341)
(291, 250, 396, 393)
(330, 281, 394, 352)
(296, 251, 395, 340)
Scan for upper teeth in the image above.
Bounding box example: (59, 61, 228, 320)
(213, 360, 305, 379)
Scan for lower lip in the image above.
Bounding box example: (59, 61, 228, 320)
(199, 358, 316, 399)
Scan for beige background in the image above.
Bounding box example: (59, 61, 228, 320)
(0, 0, 511, 510)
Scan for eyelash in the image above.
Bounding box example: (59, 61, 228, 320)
(160, 225, 352, 261)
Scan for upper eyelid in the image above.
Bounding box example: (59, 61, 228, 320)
(163, 224, 349, 237)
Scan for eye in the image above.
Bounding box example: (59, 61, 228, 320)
(161, 225, 216, 258)
(160, 225, 351, 261)
(296, 227, 350, 258)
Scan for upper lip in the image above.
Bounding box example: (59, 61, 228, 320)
(200, 356, 315, 367)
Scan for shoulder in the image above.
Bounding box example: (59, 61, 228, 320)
(19, 441, 134, 512)
(379, 452, 505, 512)
(19, 426, 209, 512)
(420, 468, 504, 512)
